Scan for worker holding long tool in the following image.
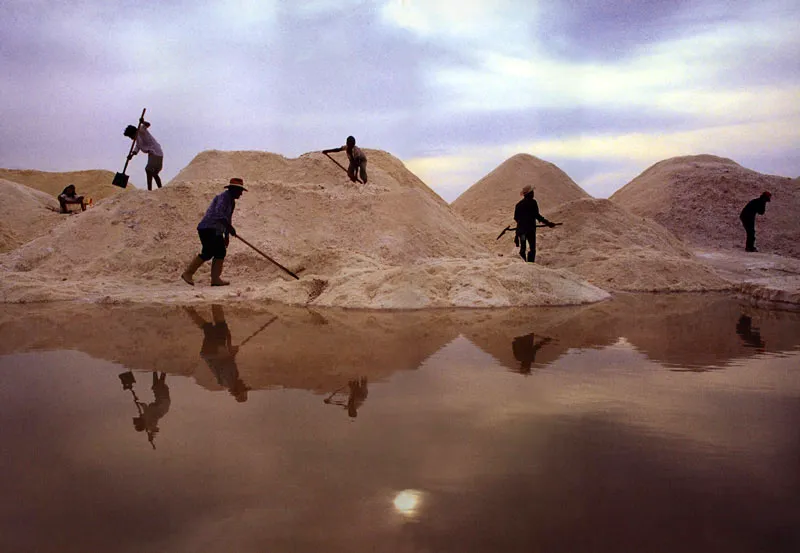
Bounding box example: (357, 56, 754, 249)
(181, 178, 247, 286)
(123, 114, 164, 190)
(322, 135, 368, 184)
(514, 185, 556, 263)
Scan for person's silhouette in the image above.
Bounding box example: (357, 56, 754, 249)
(325, 377, 369, 418)
(130, 372, 171, 449)
(511, 333, 553, 375)
(185, 305, 250, 402)
(736, 314, 765, 351)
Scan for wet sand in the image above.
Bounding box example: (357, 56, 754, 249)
(1, 294, 799, 552)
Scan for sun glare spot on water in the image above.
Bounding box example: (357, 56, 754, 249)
(393, 489, 422, 516)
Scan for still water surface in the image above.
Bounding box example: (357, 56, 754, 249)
(1, 294, 799, 552)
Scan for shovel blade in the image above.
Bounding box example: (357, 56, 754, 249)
(112, 172, 129, 188)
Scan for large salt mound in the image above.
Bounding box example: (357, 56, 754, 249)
(451, 153, 591, 226)
(0, 150, 608, 307)
(0, 179, 63, 253)
(0, 168, 126, 201)
(534, 199, 730, 292)
(610, 155, 799, 258)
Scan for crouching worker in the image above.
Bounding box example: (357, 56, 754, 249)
(514, 184, 556, 263)
(322, 135, 368, 184)
(58, 184, 85, 213)
(181, 178, 247, 286)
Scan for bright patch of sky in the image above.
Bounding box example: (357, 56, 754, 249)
(1, 0, 798, 200)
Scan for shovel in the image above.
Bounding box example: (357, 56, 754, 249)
(112, 108, 146, 188)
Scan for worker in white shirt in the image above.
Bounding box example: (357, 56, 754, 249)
(123, 116, 164, 190)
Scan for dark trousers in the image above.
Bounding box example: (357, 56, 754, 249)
(741, 217, 756, 251)
(518, 232, 536, 262)
(347, 158, 368, 183)
(198, 228, 227, 260)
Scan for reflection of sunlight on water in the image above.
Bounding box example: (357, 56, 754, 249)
(393, 489, 423, 517)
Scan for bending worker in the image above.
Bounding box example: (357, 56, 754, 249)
(514, 185, 556, 263)
(123, 116, 164, 190)
(322, 135, 368, 184)
(181, 178, 247, 286)
(739, 191, 771, 252)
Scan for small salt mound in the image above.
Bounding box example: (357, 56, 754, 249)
(452, 153, 591, 226)
(535, 199, 730, 292)
(0, 168, 126, 201)
(309, 258, 609, 309)
(0, 179, 62, 253)
(610, 155, 799, 258)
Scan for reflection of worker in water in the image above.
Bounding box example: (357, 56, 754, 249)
(736, 314, 765, 350)
(325, 377, 369, 418)
(185, 304, 250, 402)
(133, 372, 171, 440)
(511, 333, 553, 375)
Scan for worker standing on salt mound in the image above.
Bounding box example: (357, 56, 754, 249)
(322, 135, 368, 184)
(739, 191, 771, 252)
(514, 185, 556, 262)
(123, 116, 164, 190)
(181, 178, 247, 287)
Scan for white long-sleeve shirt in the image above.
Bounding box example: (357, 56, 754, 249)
(133, 124, 163, 157)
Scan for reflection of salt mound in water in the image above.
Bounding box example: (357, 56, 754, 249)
(0, 150, 608, 307)
(452, 153, 591, 225)
(0, 168, 126, 201)
(0, 179, 62, 253)
(536, 199, 730, 291)
(610, 155, 800, 258)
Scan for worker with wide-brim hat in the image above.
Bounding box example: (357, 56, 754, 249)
(514, 184, 556, 263)
(181, 178, 247, 286)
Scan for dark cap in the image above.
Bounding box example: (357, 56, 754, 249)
(761, 191, 771, 201)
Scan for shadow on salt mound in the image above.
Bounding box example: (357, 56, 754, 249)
(610, 154, 800, 258)
(0, 178, 63, 253)
(536, 198, 731, 292)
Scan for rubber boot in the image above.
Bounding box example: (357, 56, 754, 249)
(519, 250, 526, 261)
(527, 251, 536, 263)
(210, 258, 230, 286)
(181, 256, 205, 286)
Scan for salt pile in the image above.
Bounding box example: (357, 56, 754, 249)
(0, 179, 62, 253)
(452, 155, 727, 292)
(610, 155, 799, 258)
(0, 168, 126, 202)
(0, 150, 608, 307)
(536, 199, 730, 291)
(452, 153, 590, 225)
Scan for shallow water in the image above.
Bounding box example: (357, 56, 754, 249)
(1, 294, 799, 553)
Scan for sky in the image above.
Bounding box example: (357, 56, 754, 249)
(1, 0, 798, 201)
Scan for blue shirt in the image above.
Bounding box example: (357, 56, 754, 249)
(198, 190, 235, 235)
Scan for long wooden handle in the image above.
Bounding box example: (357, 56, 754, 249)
(121, 108, 146, 172)
(324, 152, 364, 184)
(235, 235, 300, 280)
